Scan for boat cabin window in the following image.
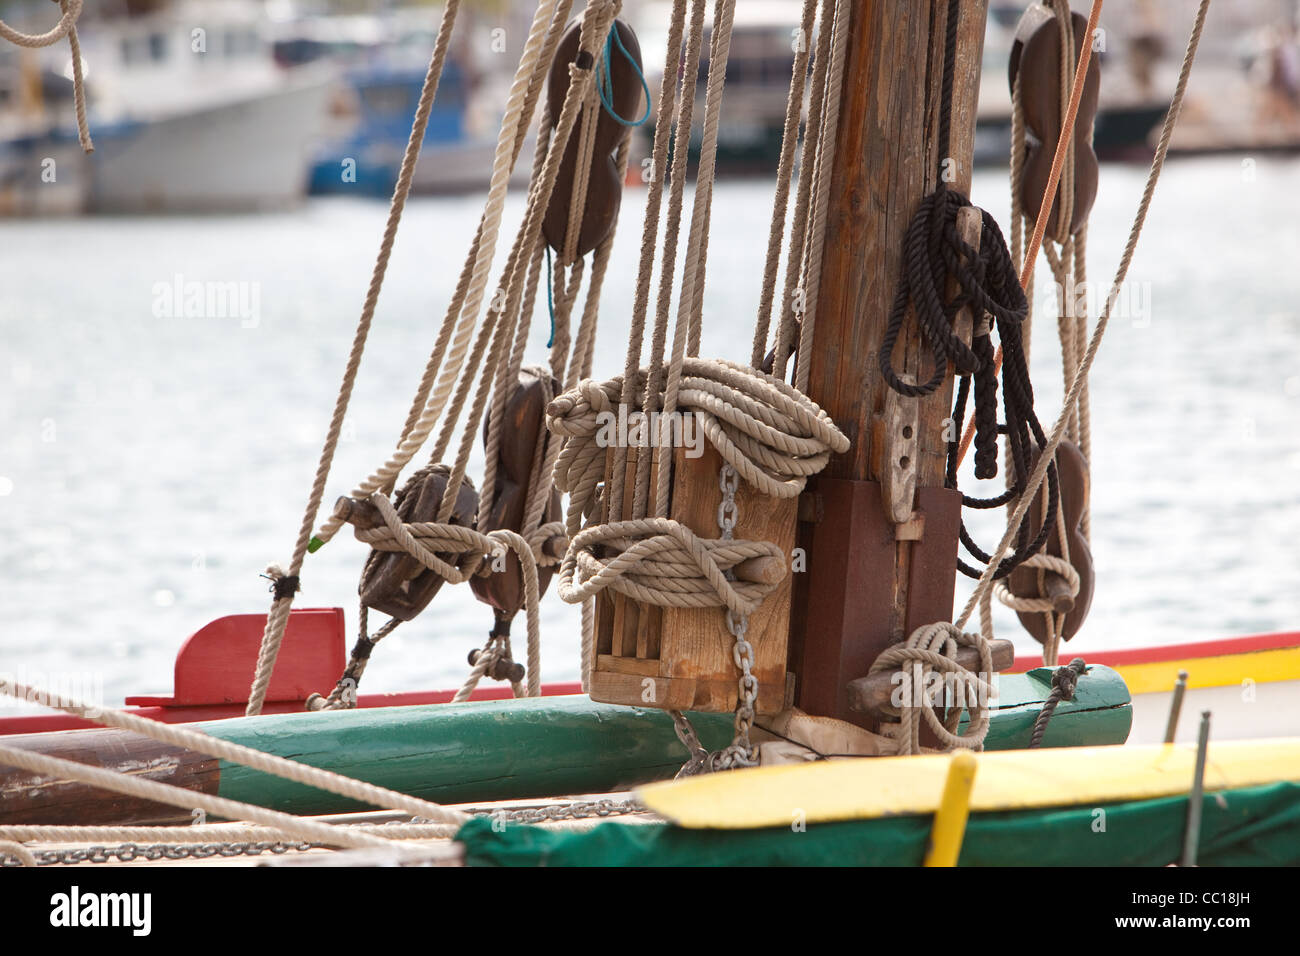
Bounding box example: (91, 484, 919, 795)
(224, 29, 261, 58)
(121, 32, 169, 66)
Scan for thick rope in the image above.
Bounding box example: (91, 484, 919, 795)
(1, 680, 469, 826)
(0, 744, 400, 852)
(869, 622, 994, 756)
(246, 0, 467, 715)
(558, 517, 785, 615)
(953, 0, 1212, 634)
(549, 357, 848, 531)
(0, 0, 92, 152)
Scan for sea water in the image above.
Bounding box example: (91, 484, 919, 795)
(1, 156, 1298, 707)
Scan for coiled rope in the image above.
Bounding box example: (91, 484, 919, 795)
(952, 0, 1213, 645)
(880, 0, 1058, 584)
(873, 0, 1211, 754)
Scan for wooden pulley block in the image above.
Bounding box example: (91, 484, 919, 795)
(541, 17, 643, 260)
(1008, 4, 1100, 238)
(1007, 440, 1095, 644)
(470, 367, 565, 620)
(353, 464, 479, 622)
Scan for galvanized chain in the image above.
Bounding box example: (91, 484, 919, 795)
(669, 707, 710, 778)
(670, 464, 761, 776)
(2, 799, 649, 865)
(3, 841, 316, 866)
(464, 798, 647, 826)
(711, 463, 760, 770)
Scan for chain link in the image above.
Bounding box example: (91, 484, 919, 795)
(1, 798, 649, 866)
(3, 841, 316, 867)
(671, 464, 762, 776)
(473, 798, 645, 826)
(668, 708, 711, 778)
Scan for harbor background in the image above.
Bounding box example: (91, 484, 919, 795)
(1, 0, 1299, 706)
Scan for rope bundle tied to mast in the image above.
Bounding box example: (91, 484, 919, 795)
(547, 356, 847, 614)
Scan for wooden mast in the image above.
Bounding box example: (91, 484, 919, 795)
(790, 0, 990, 725)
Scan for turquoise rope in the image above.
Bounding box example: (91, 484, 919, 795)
(543, 24, 643, 352)
(545, 244, 555, 348)
(597, 25, 650, 128)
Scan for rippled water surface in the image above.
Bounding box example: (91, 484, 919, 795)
(2, 156, 1299, 707)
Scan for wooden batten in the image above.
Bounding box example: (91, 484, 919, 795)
(591, 416, 796, 715)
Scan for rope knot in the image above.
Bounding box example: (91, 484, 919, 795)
(868, 621, 996, 756)
(264, 567, 301, 601)
(557, 517, 785, 618)
(1051, 657, 1088, 701)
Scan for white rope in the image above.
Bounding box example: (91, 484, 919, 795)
(312, 0, 578, 546)
(0, 743, 400, 852)
(954, 0, 1212, 635)
(1, 680, 469, 826)
(0, 0, 92, 152)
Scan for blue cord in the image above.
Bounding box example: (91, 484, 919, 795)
(543, 24, 642, 351)
(597, 25, 650, 128)
(545, 244, 556, 348)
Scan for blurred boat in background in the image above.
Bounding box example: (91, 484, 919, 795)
(0, 0, 336, 215)
(269, 8, 534, 197)
(975, 2, 1172, 166)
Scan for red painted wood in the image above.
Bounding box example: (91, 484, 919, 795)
(124, 608, 347, 707)
(0, 683, 586, 736)
(1010, 631, 1300, 672)
(0, 605, 583, 735)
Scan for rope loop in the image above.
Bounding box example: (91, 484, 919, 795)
(869, 622, 996, 755)
(993, 551, 1080, 614)
(0, 0, 93, 151)
(557, 517, 785, 618)
(547, 357, 848, 537)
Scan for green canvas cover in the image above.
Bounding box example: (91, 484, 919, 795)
(457, 781, 1300, 866)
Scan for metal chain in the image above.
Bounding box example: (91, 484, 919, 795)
(669, 708, 710, 778)
(714, 463, 760, 769)
(466, 798, 646, 825)
(671, 464, 761, 777)
(3, 841, 316, 867)
(2, 799, 649, 866)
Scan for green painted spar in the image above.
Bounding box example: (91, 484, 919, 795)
(193, 669, 1131, 816)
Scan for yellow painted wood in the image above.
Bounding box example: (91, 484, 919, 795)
(922, 752, 977, 867)
(1115, 647, 1300, 695)
(637, 737, 1300, 829)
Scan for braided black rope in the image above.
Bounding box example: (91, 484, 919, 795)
(877, 0, 1059, 582)
(1028, 658, 1089, 749)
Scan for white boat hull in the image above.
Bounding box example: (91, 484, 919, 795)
(1127, 679, 1300, 746)
(88, 78, 334, 213)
